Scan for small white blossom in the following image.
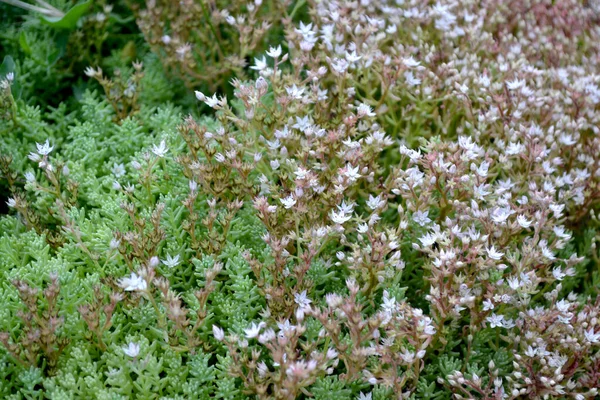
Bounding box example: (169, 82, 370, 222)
(24, 172, 35, 183)
(404, 71, 421, 86)
(403, 56, 420, 68)
(491, 207, 513, 224)
(584, 328, 600, 344)
(330, 210, 351, 225)
(119, 272, 147, 292)
(366, 194, 385, 210)
(486, 246, 504, 260)
(286, 84, 305, 100)
(112, 163, 126, 178)
(517, 215, 533, 228)
(212, 325, 225, 341)
(266, 45, 282, 58)
(506, 78, 525, 90)
(244, 322, 266, 339)
(357, 103, 375, 118)
(412, 210, 431, 226)
(122, 342, 140, 358)
(151, 140, 169, 158)
(483, 299, 495, 311)
(161, 254, 180, 268)
(294, 290, 312, 310)
(486, 313, 504, 328)
(280, 195, 296, 209)
(357, 392, 372, 400)
(344, 164, 361, 181)
(36, 140, 54, 156)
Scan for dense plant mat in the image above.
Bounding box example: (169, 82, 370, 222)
(1, 0, 600, 398)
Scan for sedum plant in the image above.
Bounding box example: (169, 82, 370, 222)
(1, 0, 600, 399)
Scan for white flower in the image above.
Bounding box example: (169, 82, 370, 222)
(110, 238, 121, 250)
(112, 163, 126, 178)
(266, 45, 282, 58)
(175, 43, 191, 59)
(502, 318, 515, 329)
(507, 277, 520, 291)
(381, 293, 396, 314)
(330, 58, 349, 74)
(36, 140, 54, 156)
(482, 299, 495, 311)
(486, 313, 504, 328)
(486, 246, 504, 260)
(294, 167, 310, 179)
(330, 210, 351, 225)
(549, 203, 565, 218)
(337, 201, 355, 214)
(212, 325, 225, 341)
(539, 240, 555, 260)
(266, 138, 281, 150)
(357, 103, 375, 118)
(24, 172, 35, 183)
(151, 140, 169, 158)
(584, 328, 600, 344)
(419, 232, 437, 247)
(553, 226, 571, 239)
(412, 210, 431, 226)
(6, 198, 16, 208)
(552, 267, 566, 281)
(204, 93, 220, 108)
(195, 90, 206, 101)
(472, 161, 490, 177)
(280, 195, 296, 209)
(258, 328, 276, 344)
(474, 183, 490, 199)
(161, 254, 180, 268)
(402, 56, 420, 68)
(244, 322, 266, 339)
(122, 342, 140, 358)
(357, 392, 372, 400)
(366, 194, 385, 210)
(344, 164, 361, 181)
(294, 290, 312, 310)
(559, 133, 576, 146)
(345, 50, 362, 63)
(250, 56, 268, 71)
(286, 84, 305, 99)
(517, 215, 533, 228)
(119, 272, 147, 292)
(491, 207, 513, 224)
(506, 142, 525, 155)
(326, 348, 338, 359)
(506, 78, 525, 90)
(404, 71, 421, 86)
(84, 66, 97, 77)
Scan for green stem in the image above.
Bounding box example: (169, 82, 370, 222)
(288, 0, 306, 19)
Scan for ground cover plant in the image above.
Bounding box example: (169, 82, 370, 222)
(1, 0, 600, 398)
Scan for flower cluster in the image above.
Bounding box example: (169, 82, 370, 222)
(1, 0, 600, 398)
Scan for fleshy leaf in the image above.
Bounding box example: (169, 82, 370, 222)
(41, 1, 92, 30)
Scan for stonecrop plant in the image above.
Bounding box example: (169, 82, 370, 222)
(1, 0, 600, 399)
